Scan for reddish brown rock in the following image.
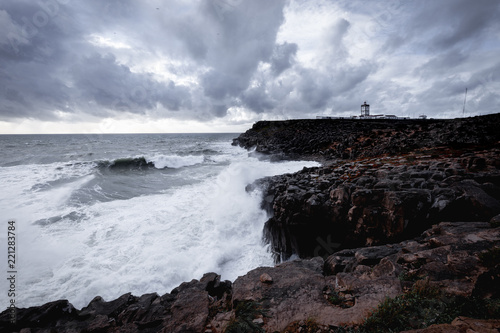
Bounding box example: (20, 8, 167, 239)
(0, 274, 230, 333)
(262, 150, 500, 261)
(259, 273, 273, 284)
(1, 223, 498, 332)
(230, 256, 402, 332)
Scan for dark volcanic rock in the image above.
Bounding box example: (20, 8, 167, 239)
(261, 150, 500, 261)
(234, 222, 500, 332)
(235, 114, 500, 261)
(4, 300, 77, 332)
(1, 223, 498, 332)
(233, 114, 500, 161)
(0, 273, 232, 333)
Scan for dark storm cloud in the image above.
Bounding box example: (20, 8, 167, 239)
(0, 0, 499, 127)
(467, 63, 500, 93)
(290, 62, 373, 113)
(272, 16, 373, 115)
(0, 1, 74, 120)
(414, 49, 469, 78)
(0, 1, 91, 120)
(406, 60, 500, 118)
(241, 84, 276, 113)
(0, 0, 291, 122)
(0, 0, 197, 121)
(376, 0, 500, 58)
(70, 53, 191, 114)
(270, 42, 298, 76)
(414, 0, 500, 51)
(340, 0, 500, 118)
(297, 69, 333, 110)
(199, 0, 287, 100)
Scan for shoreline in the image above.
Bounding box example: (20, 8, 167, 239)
(2, 114, 500, 332)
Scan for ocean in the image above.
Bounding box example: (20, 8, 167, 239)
(0, 133, 319, 309)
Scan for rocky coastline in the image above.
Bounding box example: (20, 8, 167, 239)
(232, 114, 500, 162)
(2, 114, 500, 332)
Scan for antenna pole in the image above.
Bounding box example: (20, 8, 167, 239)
(462, 88, 467, 116)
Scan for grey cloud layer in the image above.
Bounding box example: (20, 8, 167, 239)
(0, 0, 499, 123)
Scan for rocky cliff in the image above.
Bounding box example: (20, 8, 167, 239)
(260, 148, 500, 262)
(233, 113, 500, 161)
(237, 114, 500, 261)
(2, 114, 500, 332)
(1, 222, 499, 332)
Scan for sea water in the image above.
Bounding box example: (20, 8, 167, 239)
(0, 133, 319, 309)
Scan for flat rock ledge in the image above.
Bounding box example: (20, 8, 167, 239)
(2, 222, 499, 333)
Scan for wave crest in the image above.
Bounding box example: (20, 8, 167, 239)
(96, 155, 204, 170)
(147, 154, 204, 169)
(97, 157, 154, 170)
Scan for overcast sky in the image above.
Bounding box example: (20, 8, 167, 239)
(0, 0, 499, 133)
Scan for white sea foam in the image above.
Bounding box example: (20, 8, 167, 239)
(0, 137, 320, 309)
(0, 162, 94, 221)
(146, 154, 204, 169)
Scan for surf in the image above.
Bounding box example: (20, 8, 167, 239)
(0, 133, 319, 309)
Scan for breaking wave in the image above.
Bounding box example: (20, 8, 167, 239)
(95, 155, 204, 170)
(146, 154, 205, 169)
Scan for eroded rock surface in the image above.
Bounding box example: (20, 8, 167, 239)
(230, 222, 499, 332)
(233, 114, 500, 161)
(260, 149, 500, 261)
(2, 222, 498, 332)
(0, 273, 232, 333)
(235, 115, 500, 262)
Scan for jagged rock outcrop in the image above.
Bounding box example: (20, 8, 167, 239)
(233, 114, 500, 161)
(0, 273, 232, 333)
(3, 222, 498, 332)
(259, 149, 500, 261)
(233, 222, 499, 332)
(235, 114, 500, 262)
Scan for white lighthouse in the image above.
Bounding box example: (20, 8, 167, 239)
(361, 101, 370, 117)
